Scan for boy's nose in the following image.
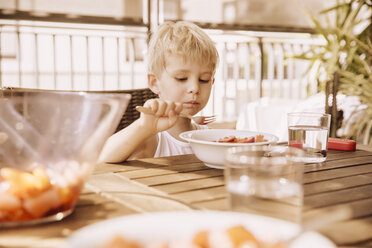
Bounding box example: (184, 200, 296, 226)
(187, 79, 199, 94)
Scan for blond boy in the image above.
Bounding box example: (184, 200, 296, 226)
(99, 21, 219, 162)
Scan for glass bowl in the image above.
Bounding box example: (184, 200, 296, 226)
(0, 90, 130, 227)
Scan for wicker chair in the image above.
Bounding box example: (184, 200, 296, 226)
(1, 87, 158, 132)
(97, 88, 158, 132)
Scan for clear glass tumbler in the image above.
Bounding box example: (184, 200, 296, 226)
(225, 145, 305, 224)
(287, 112, 331, 163)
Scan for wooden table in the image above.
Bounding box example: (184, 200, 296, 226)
(1, 145, 371, 248)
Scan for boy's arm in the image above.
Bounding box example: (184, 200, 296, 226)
(98, 119, 156, 163)
(98, 99, 183, 163)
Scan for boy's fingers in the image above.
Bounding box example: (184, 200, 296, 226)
(144, 99, 159, 113)
(165, 101, 176, 115)
(174, 102, 183, 114)
(143, 100, 182, 121)
(155, 101, 167, 116)
(167, 110, 178, 126)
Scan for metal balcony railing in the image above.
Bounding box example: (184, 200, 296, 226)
(0, 19, 323, 122)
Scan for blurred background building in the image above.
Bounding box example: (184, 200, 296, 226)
(0, 0, 336, 123)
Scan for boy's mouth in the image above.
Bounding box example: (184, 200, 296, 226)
(184, 101, 200, 108)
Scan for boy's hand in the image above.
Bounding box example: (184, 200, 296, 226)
(139, 99, 183, 133)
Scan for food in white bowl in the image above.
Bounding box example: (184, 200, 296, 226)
(179, 129, 279, 169)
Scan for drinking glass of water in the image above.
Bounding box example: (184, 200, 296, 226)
(224, 146, 305, 224)
(287, 112, 331, 163)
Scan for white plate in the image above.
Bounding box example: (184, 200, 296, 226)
(179, 129, 278, 146)
(65, 210, 336, 248)
(179, 129, 279, 169)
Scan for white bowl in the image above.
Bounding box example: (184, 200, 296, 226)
(179, 129, 279, 169)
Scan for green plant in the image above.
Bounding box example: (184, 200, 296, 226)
(296, 0, 372, 144)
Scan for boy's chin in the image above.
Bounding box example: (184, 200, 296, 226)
(182, 108, 200, 116)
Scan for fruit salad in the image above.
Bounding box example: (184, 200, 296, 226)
(0, 161, 89, 222)
(216, 135, 268, 143)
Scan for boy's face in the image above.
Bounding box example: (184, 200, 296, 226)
(151, 54, 214, 116)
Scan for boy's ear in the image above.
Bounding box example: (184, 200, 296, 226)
(212, 77, 215, 85)
(148, 73, 160, 94)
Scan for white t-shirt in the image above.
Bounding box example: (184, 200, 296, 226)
(154, 124, 208, 158)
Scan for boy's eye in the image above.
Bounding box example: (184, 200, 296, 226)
(174, 77, 210, 83)
(199, 79, 210, 83)
(175, 77, 187, 81)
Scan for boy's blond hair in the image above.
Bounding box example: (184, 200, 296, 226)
(148, 21, 219, 77)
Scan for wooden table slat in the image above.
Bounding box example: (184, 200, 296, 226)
(304, 173, 372, 195)
(172, 185, 227, 203)
(304, 163, 372, 183)
(304, 184, 372, 210)
(304, 156, 372, 173)
(134, 169, 223, 186)
(119, 162, 209, 179)
(154, 176, 225, 194)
